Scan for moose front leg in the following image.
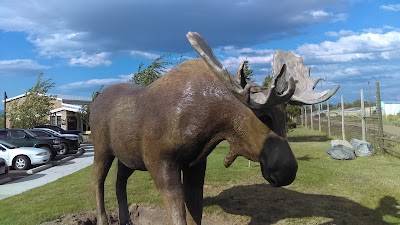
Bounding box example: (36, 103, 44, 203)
(148, 160, 186, 225)
(183, 160, 206, 225)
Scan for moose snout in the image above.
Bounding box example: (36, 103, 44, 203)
(260, 136, 298, 187)
(262, 160, 298, 187)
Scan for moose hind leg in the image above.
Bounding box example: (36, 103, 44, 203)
(148, 160, 186, 225)
(116, 160, 134, 225)
(92, 152, 115, 225)
(183, 160, 207, 225)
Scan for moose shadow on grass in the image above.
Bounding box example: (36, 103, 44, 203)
(204, 184, 399, 225)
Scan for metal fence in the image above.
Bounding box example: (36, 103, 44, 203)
(299, 82, 400, 157)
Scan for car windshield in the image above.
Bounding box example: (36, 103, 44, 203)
(0, 140, 17, 149)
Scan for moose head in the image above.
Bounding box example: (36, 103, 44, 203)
(91, 32, 339, 225)
(187, 32, 339, 186)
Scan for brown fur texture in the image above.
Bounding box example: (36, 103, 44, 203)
(90, 59, 297, 225)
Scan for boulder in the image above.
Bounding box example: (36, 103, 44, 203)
(350, 139, 374, 157)
(327, 145, 356, 160)
(331, 139, 353, 148)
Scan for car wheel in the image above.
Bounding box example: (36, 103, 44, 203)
(40, 146, 56, 160)
(14, 155, 31, 170)
(58, 143, 69, 155)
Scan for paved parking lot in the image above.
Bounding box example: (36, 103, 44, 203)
(6, 153, 78, 182)
(0, 144, 94, 200)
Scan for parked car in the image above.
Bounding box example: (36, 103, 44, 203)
(29, 128, 80, 155)
(33, 125, 83, 143)
(0, 129, 60, 159)
(0, 157, 9, 175)
(0, 140, 50, 170)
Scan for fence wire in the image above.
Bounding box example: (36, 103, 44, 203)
(301, 101, 380, 147)
(298, 83, 399, 157)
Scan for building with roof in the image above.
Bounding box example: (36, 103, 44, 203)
(4, 93, 92, 132)
(381, 101, 400, 116)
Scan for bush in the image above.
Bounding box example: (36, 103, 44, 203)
(383, 114, 400, 127)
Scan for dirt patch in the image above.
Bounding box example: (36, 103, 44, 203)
(383, 124, 400, 138)
(40, 204, 237, 225)
(39, 183, 396, 225)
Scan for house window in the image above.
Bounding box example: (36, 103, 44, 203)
(67, 116, 77, 130)
(57, 116, 62, 126)
(50, 115, 56, 125)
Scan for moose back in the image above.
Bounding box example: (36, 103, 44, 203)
(90, 32, 339, 225)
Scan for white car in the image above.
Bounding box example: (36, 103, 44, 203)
(0, 140, 51, 170)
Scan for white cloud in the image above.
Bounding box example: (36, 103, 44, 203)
(69, 52, 112, 67)
(216, 46, 274, 70)
(325, 30, 355, 37)
(0, 0, 352, 61)
(58, 74, 132, 91)
(292, 10, 347, 23)
(380, 4, 400, 11)
(222, 55, 274, 70)
(0, 59, 49, 75)
(130, 50, 160, 60)
(29, 32, 89, 58)
(362, 25, 398, 34)
(297, 30, 400, 63)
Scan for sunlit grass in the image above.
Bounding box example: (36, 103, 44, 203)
(0, 126, 399, 225)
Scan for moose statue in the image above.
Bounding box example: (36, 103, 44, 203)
(90, 32, 339, 225)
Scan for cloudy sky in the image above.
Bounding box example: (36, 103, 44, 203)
(1, 0, 400, 110)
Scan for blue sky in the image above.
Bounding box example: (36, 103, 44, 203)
(1, 0, 400, 111)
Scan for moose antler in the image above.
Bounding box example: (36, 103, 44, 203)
(272, 50, 340, 105)
(186, 32, 251, 104)
(187, 32, 295, 109)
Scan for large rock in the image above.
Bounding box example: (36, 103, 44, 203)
(327, 145, 356, 160)
(331, 139, 353, 148)
(350, 139, 374, 157)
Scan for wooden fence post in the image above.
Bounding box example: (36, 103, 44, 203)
(341, 95, 345, 140)
(376, 82, 384, 154)
(361, 89, 366, 141)
(318, 103, 321, 131)
(304, 106, 308, 128)
(310, 105, 313, 130)
(327, 100, 331, 137)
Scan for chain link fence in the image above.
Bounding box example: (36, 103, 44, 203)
(298, 82, 400, 156)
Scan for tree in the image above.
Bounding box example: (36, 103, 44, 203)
(9, 73, 55, 128)
(0, 114, 4, 128)
(77, 85, 104, 128)
(262, 72, 273, 87)
(287, 104, 302, 119)
(130, 54, 172, 86)
(242, 60, 254, 82)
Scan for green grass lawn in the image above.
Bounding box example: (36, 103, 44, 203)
(0, 126, 399, 225)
